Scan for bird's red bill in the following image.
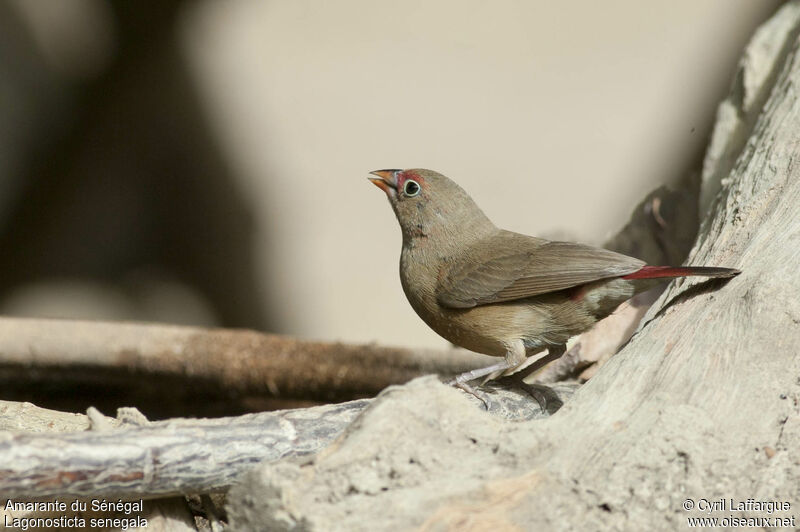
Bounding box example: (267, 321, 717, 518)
(368, 169, 399, 195)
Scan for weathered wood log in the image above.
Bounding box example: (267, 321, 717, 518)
(0, 398, 368, 498)
(0, 380, 576, 499)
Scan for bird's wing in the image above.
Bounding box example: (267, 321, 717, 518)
(437, 231, 645, 309)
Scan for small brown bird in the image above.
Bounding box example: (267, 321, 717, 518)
(369, 168, 740, 390)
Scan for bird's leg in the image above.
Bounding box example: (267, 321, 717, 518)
(447, 360, 513, 386)
(479, 340, 532, 384)
(509, 344, 566, 382)
(447, 359, 511, 409)
(448, 340, 527, 386)
(502, 344, 567, 412)
(447, 342, 530, 409)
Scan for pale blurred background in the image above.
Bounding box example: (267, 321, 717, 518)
(0, 0, 782, 350)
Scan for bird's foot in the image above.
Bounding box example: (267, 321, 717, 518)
(496, 376, 563, 414)
(452, 381, 491, 409)
(446, 345, 568, 413)
(447, 361, 512, 409)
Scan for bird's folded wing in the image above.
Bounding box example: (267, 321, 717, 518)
(437, 232, 645, 308)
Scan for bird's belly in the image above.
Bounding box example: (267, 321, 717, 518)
(417, 301, 553, 357)
(414, 290, 625, 357)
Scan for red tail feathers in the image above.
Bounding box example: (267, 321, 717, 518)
(621, 265, 740, 280)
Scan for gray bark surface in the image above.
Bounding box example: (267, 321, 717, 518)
(226, 3, 800, 530)
(0, 399, 369, 498)
(0, 382, 575, 499)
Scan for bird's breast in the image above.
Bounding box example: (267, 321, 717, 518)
(399, 246, 512, 356)
(399, 246, 440, 320)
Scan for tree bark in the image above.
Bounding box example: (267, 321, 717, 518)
(225, 3, 800, 531)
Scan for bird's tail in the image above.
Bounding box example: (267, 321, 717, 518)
(621, 265, 741, 280)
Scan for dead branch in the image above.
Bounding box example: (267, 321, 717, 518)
(0, 317, 491, 410)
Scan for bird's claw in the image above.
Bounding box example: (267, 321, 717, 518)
(516, 382, 562, 414)
(451, 380, 491, 409)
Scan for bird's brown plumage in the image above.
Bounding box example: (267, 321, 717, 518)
(436, 231, 644, 308)
(369, 168, 739, 383)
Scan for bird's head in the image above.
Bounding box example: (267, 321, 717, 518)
(368, 168, 493, 244)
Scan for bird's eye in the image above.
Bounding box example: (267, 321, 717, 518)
(403, 179, 421, 197)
